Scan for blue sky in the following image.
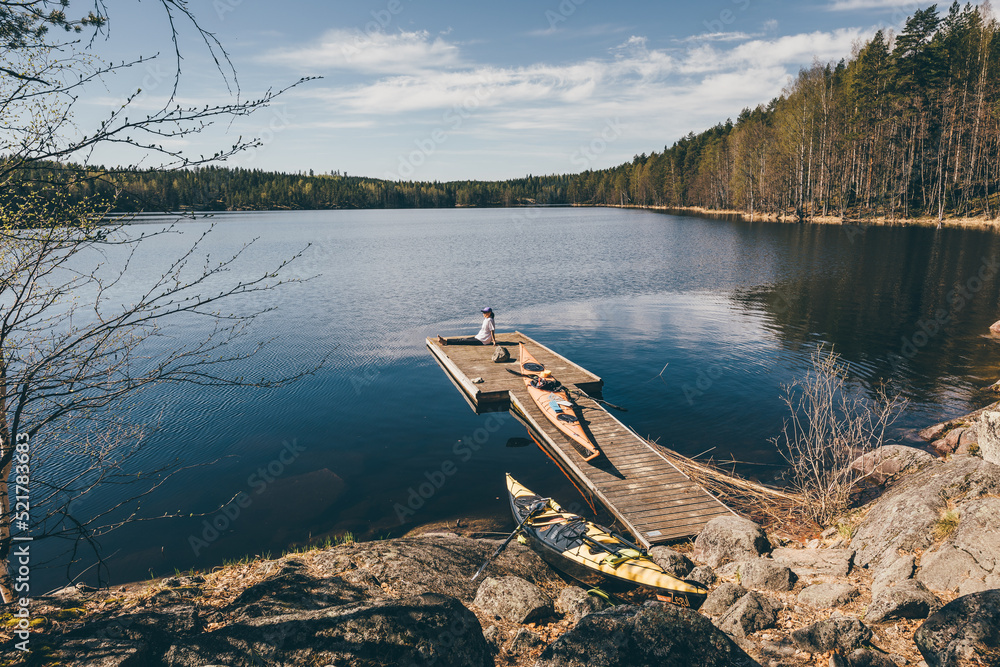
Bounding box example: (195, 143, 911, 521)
(75, 0, 958, 181)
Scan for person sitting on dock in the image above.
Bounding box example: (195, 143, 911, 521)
(437, 307, 496, 346)
(531, 370, 561, 391)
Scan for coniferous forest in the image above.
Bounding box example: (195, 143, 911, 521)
(24, 3, 1000, 221)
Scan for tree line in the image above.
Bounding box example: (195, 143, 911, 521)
(16, 3, 1000, 221)
(636, 1, 1000, 221)
(8, 163, 578, 211)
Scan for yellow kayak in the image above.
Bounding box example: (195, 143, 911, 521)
(506, 473, 707, 609)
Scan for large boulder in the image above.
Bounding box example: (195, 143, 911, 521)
(163, 592, 492, 667)
(224, 568, 367, 620)
(700, 582, 747, 617)
(3, 537, 564, 667)
(506, 628, 544, 656)
(850, 444, 937, 484)
(865, 579, 940, 623)
(790, 617, 872, 653)
(850, 457, 1000, 569)
(797, 582, 858, 609)
(715, 591, 777, 638)
(917, 497, 1000, 593)
(838, 648, 899, 667)
(871, 554, 915, 597)
(914, 590, 1000, 667)
(733, 558, 796, 592)
(975, 410, 1000, 465)
(535, 603, 760, 667)
(648, 546, 694, 578)
(555, 586, 609, 623)
(918, 544, 999, 595)
(770, 547, 854, 578)
(310, 535, 562, 603)
(692, 516, 771, 568)
(22, 605, 204, 667)
(473, 576, 552, 624)
(686, 565, 717, 587)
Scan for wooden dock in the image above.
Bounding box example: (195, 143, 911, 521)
(426, 332, 734, 547)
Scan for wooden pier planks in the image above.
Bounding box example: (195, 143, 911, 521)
(427, 332, 734, 547)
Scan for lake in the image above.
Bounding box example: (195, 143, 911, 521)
(37, 207, 1000, 590)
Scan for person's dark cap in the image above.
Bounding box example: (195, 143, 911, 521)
(481, 307, 493, 313)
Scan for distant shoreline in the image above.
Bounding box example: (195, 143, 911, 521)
(112, 204, 1000, 231)
(594, 204, 1000, 230)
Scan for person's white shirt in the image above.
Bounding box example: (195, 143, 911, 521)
(475, 317, 495, 344)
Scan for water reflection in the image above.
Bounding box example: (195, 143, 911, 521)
(730, 224, 1000, 411)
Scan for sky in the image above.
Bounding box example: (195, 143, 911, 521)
(70, 0, 961, 181)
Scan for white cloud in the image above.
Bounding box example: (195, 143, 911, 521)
(612, 35, 649, 56)
(293, 29, 864, 120)
(526, 23, 630, 39)
(827, 0, 920, 10)
(262, 29, 462, 74)
(727, 28, 867, 67)
(677, 31, 758, 43)
(260, 25, 875, 178)
(298, 36, 679, 118)
(679, 28, 865, 74)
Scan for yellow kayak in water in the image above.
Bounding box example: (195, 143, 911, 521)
(506, 473, 707, 609)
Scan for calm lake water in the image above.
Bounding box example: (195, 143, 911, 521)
(38, 207, 1000, 589)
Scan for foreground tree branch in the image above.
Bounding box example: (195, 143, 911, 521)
(0, 2, 318, 601)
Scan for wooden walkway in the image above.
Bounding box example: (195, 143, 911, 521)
(427, 332, 734, 547)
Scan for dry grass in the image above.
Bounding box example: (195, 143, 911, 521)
(933, 508, 961, 541)
(651, 442, 817, 537)
(975, 643, 1000, 665)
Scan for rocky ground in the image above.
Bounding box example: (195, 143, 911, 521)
(2, 417, 1000, 666)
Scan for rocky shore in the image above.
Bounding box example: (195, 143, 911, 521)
(3, 414, 1000, 666)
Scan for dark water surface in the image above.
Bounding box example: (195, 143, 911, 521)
(39, 207, 1000, 589)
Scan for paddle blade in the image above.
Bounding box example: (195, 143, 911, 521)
(471, 561, 489, 581)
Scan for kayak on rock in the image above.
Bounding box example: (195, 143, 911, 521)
(506, 472, 708, 610)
